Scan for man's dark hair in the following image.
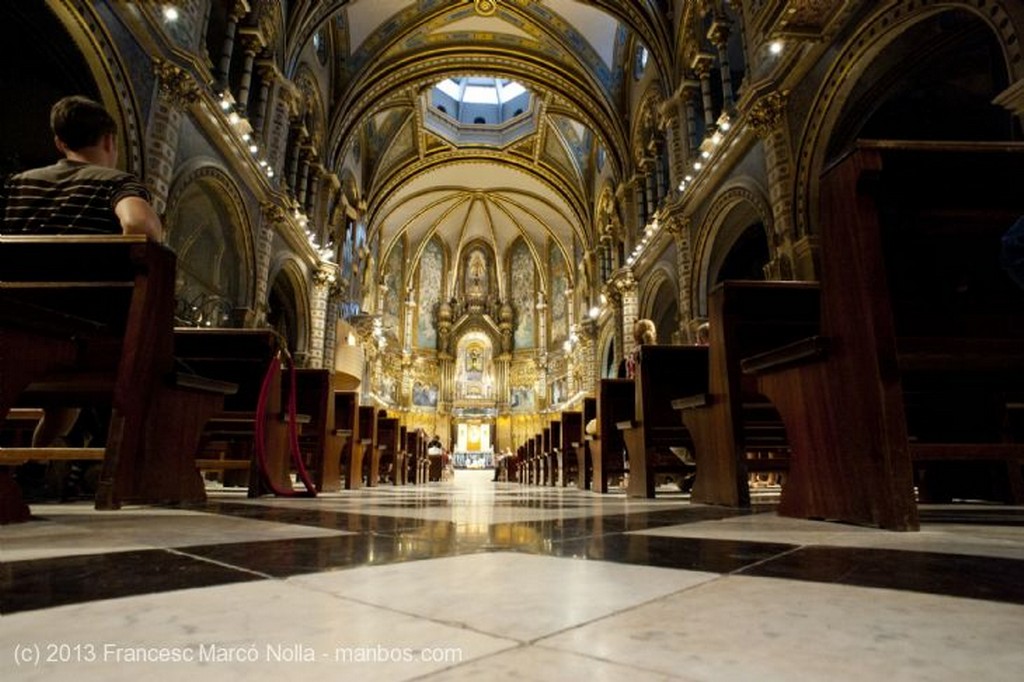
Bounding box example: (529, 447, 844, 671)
(50, 96, 117, 150)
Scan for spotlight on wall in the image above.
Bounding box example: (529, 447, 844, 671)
(588, 306, 600, 320)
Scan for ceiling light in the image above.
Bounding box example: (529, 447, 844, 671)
(163, 6, 179, 22)
(769, 41, 784, 55)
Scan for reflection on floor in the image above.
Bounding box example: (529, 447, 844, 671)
(2, 470, 1023, 681)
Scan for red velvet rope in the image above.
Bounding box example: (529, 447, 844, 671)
(253, 350, 317, 497)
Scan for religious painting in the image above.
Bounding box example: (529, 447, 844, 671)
(511, 239, 534, 348)
(383, 238, 404, 336)
(417, 238, 443, 348)
(510, 386, 535, 411)
(412, 381, 439, 408)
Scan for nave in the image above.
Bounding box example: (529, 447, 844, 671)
(2, 471, 1023, 681)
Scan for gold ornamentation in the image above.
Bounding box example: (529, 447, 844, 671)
(748, 91, 788, 139)
(153, 59, 200, 109)
(474, 0, 498, 17)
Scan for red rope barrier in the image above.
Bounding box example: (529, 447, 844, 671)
(253, 350, 317, 497)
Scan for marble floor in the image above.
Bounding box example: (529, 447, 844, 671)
(2, 471, 1024, 681)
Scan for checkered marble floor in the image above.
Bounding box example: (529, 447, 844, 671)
(2, 471, 1023, 681)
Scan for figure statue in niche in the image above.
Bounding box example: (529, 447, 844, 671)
(469, 347, 482, 371)
(467, 250, 487, 297)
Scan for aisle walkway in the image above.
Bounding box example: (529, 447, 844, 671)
(2, 471, 1023, 681)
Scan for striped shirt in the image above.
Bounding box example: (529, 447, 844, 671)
(0, 159, 150, 235)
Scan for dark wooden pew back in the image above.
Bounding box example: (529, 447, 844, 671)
(592, 379, 634, 493)
(359, 405, 379, 486)
(1, 237, 229, 519)
(174, 327, 284, 495)
(682, 281, 821, 507)
(559, 410, 583, 487)
(333, 391, 359, 489)
(621, 345, 708, 497)
(375, 415, 400, 485)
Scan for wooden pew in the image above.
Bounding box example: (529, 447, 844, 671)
(405, 428, 426, 484)
(398, 425, 408, 484)
(359, 406, 379, 486)
(618, 345, 709, 498)
(174, 328, 290, 496)
(540, 430, 548, 483)
(0, 237, 232, 521)
(545, 422, 560, 486)
(558, 410, 583, 487)
(375, 414, 400, 485)
(746, 141, 1024, 529)
(333, 391, 359, 489)
(591, 379, 634, 493)
(289, 368, 341, 492)
(575, 397, 597, 491)
(677, 281, 822, 507)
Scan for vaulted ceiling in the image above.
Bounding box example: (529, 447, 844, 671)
(280, 0, 670, 292)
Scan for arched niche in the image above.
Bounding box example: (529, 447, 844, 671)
(267, 259, 310, 360)
(165, 164, 254, 325)
(643, 270, 680, 346)
(694, 184, 773, 317)
(454, 330, 497, 402)
(827, 8, 1020, 161)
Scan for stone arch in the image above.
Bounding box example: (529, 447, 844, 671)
(595, 318, 619, 380)
(165, 161, 257, 323)
(639, 264, 679, 346)
(267, 256, 312, 361)
(6, 1, 147, 175)
(692, 181, 774, 318)
(793, 0, 1024, 239)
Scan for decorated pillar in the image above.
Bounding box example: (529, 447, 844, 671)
(146, 60, 200, 216)
(252, 202, 282, 326)
(617, 271, 638, 356)
(309, 266, 337, 369)
(748, 90, 806, 279)
(665, 216, 695, 341)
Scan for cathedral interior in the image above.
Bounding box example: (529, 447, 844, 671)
(2, 1, 1024, 680)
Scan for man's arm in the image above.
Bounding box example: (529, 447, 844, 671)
(114, 196, 164, 241)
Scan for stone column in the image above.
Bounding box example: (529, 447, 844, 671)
(692, 53, 716, 130)
(536, 294, 548, 405)
(633, 176, 647, 234)
(252, 61, 275, 142)
(681, 82, 700, 169)
(198, 0, 213, 60)
(305, 164, 320, 218)
(146, 60, 200, 216)
(235, 30, 265, 114)
(708, 16, 734, 111)
(297, 150, 312, 211)
(286, 127, 304, 200)
(216, 1, 246, 90)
